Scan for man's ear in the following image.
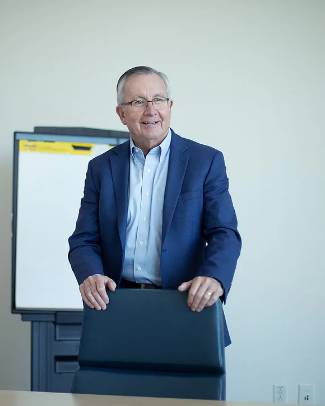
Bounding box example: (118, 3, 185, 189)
(116, 105, 127, 125)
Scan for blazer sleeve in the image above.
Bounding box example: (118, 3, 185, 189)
(68, 160, 105, 285)
(196, 151, 241, 302)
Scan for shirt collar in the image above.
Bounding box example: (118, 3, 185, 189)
(130, 128, 171, 161)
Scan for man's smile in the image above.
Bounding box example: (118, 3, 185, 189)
(141, 120, 160, 126)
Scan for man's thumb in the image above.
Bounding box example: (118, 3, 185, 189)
(105, 277, 116, 291)
(178, 280, 192, 292)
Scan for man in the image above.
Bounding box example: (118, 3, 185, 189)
(68, 66, 241, 346)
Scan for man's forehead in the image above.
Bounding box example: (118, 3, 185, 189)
(124, 73, 166, 93)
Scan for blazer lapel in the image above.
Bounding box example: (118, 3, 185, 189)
(109, 141, 130, 251)
(162, 132, 189, 244)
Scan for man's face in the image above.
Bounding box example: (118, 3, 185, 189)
(116, 73, 173, 148)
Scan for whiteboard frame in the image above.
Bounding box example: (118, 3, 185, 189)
(11, 129, 129, 314)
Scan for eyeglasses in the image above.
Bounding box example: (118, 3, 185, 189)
(120, 97, 170, 109)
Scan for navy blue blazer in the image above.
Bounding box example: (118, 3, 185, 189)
(68, 130, 241, 345)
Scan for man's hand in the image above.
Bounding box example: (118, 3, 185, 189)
(178, 276, 223, 312)
(79, 274, 116, 310)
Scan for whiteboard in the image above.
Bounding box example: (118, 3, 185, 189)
(13, 132, 128, 311)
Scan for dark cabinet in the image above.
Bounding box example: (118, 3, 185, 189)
(23, 312, 83, 392)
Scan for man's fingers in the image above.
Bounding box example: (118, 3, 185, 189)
(79, 285, 94, 309)
(92, 290, 107, 310)
(80, 283, 101, 310)
(195, 288, 217, 312)
(83, 281, 103, 310)
(79, 274, 116, 310)
(206, 291, 220, 307)
(187, 277, 224, 312)
(94, 277, 109, 304)
(210, 281, 224, 306)
(82, 296, 94, 309)
(187, 277, 204, 307)
(189, 278, 210, 310)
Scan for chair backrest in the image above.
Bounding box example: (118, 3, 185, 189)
(73, 289, 225, 399)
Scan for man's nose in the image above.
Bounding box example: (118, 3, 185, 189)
(144, 101, 157, 113)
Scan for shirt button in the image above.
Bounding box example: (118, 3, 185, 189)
(139, 240, 144, 246)
(147, 168, 151, 173)
(137, 266, 142, 271)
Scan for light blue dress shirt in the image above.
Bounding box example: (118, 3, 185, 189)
(122, 130, 171, 286)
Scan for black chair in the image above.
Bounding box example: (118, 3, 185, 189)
(72, 289, 225, 400)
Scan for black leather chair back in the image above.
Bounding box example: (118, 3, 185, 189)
(72, 289, 225, 400)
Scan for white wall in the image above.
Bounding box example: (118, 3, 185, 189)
(1, 0, 324, 403)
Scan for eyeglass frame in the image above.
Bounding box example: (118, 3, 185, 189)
(119, 96, 170, 109)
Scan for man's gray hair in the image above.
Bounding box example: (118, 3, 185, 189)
(116, 66, 170, 105)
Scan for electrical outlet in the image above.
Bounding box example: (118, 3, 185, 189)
(298, 384, 315, 404)
(273, 385, 287, 404)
